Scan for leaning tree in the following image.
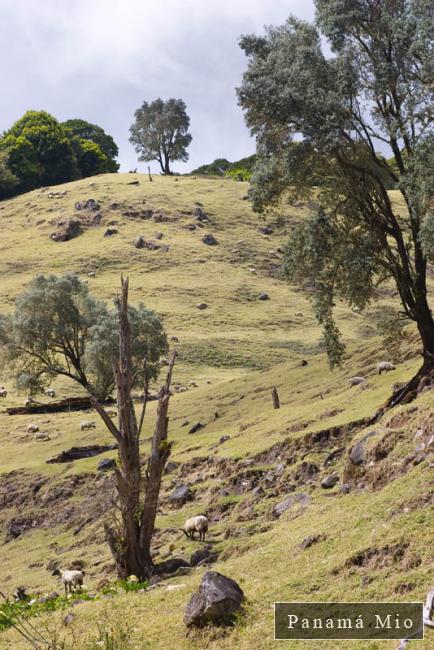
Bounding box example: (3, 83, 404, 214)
(238, 0, 434, 397)
(91, 278, 176, 579)
(129, 98, 192, 174)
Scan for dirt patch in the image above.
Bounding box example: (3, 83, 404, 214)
(344, 543, 421, 572)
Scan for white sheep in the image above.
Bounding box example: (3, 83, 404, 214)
(181, 515, 208, 541)
(45, 388, 56, 398)
(52, 569, 84, 596)
(105, 409, 117, 418)
(348, 376, 366, 387)
(80, 421, 96, 430)
(27, 423, 39, 433)
(377, 361, 396, 375)
(0, 387, 7, 398)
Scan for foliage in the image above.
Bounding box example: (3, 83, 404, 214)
(0, 274, 167, 400)
(0, 111, 119, 197)
(0, 150, 18, 199)
(2, 110, 80, 189)
(63, 118, 119, 173)
(129, 98, 192, 174)
(238, 0, 434, 367)
(373, 307, 407, 363)
(192, 154, 256, 177)
(224, 167, 252, 182)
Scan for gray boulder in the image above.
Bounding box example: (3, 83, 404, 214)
(321, 472, 339, 489)
(51, 219, 82, 242)
(202, 233, 218, 246)
(169, 485, 194, 507)
(98, 458, 116, 472)
(184, 571, 244, 627)
(273, 493, 310, 518)
(258, 292, 270, 301)
(75, 199, 100, 211)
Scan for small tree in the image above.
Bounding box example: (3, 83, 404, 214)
(91, 278, 176, 579)
(129, 98, 192, 174)
(238, 1, 434, 393)
(0, 274, 167, 400)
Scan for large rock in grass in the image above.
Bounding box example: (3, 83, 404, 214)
(51, 219, 82, 242)
(169, 485, 194, 507)
(184, 571, 244, 627)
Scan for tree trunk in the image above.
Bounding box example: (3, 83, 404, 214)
(91, 277, 176, 580)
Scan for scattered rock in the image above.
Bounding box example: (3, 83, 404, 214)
(321, 472, 339, 489)
(75, 199, 100, 211)
(258, 226, 273, 235)
(202, 233, 218, 246)
(169, 485, 194, 507)
(155, 232, 163, 240)
(196, 303, 208, 310)
(171, 336, 179, 342)
(164, 461, 179, 474)
(300, 534, 325, 550)
(189, 422, 204, 434)
(97, 458, 116, 472)
(258, 292, 269, 301)
(190, 546, 218, 567)
(35, 432, 50, 442)
(301, 359, 308, 367)
(104, 228, 118, 237)
(51, 219, 81, 242)
(273, 493, 310, 518)
(219, 436, 230, 444)
(184, 571, 244, 627)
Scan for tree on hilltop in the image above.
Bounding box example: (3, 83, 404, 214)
(63, 118, 120, 173)
(238, 0, 434, 397)
(129, 98, 192, 174)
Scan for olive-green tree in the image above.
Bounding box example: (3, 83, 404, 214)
(129, 98, 192, 174)
(0, 274, 167, 400)
(238, 0, 434, 389)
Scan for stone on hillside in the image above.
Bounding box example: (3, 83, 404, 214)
(349, 440, 366, 465)
(189, 422, 204, 434)
(195, 207, 209, 222)
(197, 303, 208, 310)
(219, 435, 230, 444)
(164, 461, 179, 474)
(258, 225, 273, 235)
(301, 359, 308, 367)
(98, 458, 116, 472)
(104, 228, 118, 237)
(51, 219, 81, 242)
(321, 472, 339, 489)
(273, 493, 310, 518)
(185, 223, 197, 231)
(184, 571, 244, 627)
(75, 199, 100, 211)
(169, 485, 194, 507)
(134, 236, 146, 249)
(202, 233, 218, 246)
(258, 292, 269, 301)
(190, 546, 218, 567)
(300, 534, 324, 550)
(155, 232, 163, 240)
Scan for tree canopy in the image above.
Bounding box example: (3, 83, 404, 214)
(0, 274, 167, 400)
(129, 98, 192, 174)
(0, 111, 119, 197)
(238, 0, 434, 374)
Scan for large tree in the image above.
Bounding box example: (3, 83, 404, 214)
(63, 118, 119, 173)
(0, 151, 18, 199)
(238, 0, 434, 391)
(0, 274, 167, 400)
(1, 111, 79, 190)
(129, 98, 192, 174)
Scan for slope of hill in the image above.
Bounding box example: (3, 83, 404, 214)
(0, 173, 432, 649)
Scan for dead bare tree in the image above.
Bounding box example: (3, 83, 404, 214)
(91, 277, 176, 579)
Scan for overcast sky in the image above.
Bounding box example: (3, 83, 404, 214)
(0, 1, 315, 173)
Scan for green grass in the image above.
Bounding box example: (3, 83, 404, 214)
(0, 174, 433, 649)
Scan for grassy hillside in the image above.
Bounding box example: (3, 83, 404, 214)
(0, 173, 432, 649)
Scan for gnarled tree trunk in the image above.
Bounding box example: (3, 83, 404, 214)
(91, 277, 176, 579)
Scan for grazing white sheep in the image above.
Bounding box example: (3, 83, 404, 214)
(105, 409, 117, 418)
(377, 361, 396, 375)
(0, 387, 7, 398)
(348, 376, 366, 387)
(181, 515, 208, 542)
(52, 569, 84, 596)
(27, 423, 39, 433)
(45, 388, 56, 398)
(80, 421, 96, 430)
